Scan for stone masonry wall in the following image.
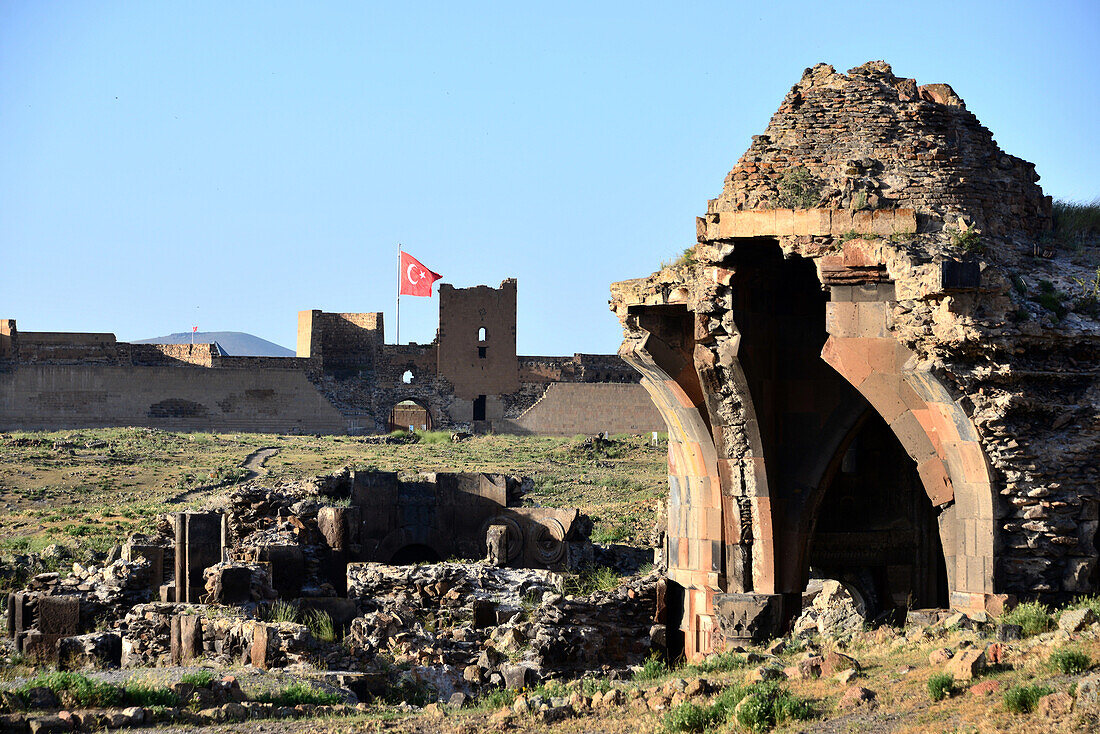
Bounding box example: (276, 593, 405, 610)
(711, 61, 1051, 238)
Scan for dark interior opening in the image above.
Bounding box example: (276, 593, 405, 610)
(810, 410, 949, 616)
(472, 394, 487, 421)
(723, 239, 948, 617)
(389, 544, 441, 565)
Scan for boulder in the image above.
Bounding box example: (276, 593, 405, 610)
(1057, 608, 1096, 634)
(944, 648, 986, 681)
(837, 686, 876, 710)
(1036, 691, 1074, 719)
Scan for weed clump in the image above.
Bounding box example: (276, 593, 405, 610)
(564, 564, 620, 596)
(1000, 600, 1053, 636)
(178, 670, 216, 687)
(1048, 647, 1091, 675)
(1003, 684, 1054, 714)
(634, 653, 670, 682)
(262, 600, 299, 624)
(305, 609, 336, 642)
(927, 672, 955, 701)
(777, 167, 821, 209)
(734, 682, 812, 732)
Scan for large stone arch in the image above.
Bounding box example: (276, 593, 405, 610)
(613, 223, 1006, 660)
(821, 326, 997, 610)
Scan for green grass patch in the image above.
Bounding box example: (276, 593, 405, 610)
(1052, 198, 1100, 240)
(1048, 647, 1091, 675)
(18, 672, 123, 708)
(684, 649, 748, 675)
(121, 683, 181, 707)
(255, 681, 341, 707)
(564, 565, 621, 596)
(305, 609, 336, 643)
(178, 670, 216, 687)
(1003, 684, 1054, 714)
(476, 687, 517, 710)
(663, 682, 811, 733)
(262, 600, 299, 624)
(416, 430, 452, 445)
(1000, 600, 1053, 636)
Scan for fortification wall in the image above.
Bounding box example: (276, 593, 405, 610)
(17, 332, 121, 365)
(496, 382, 663, 436)
(297, 311, 384, 370)
(0, 364, 346, 434)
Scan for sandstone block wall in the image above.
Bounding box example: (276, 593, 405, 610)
(496, 382, 664, 435)
(0, 364, 347, 434)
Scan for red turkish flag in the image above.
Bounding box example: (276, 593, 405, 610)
(399, 251, 442, 297)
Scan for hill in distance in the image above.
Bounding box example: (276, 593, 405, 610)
(133, 331, 295, 357)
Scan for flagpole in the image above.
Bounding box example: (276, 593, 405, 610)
(396, 243, 401, 345)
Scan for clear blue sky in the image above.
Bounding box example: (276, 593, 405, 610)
(2, 1, 1097, 355)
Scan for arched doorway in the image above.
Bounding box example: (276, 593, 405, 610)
(389, 399, 432, 432)
(809, 409, 949, 617)
(617, 237, 997, 658)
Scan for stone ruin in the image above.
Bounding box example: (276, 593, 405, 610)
(611, 61, 1100, 660)
(6, 468, 658, 700)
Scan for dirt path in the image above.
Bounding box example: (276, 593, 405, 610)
(166, 447, 280, 505)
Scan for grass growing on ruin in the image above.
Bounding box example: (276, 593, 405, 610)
(1052, 197, 1100, 241)
(255, 681, 341, 707)
(999, 600, 1054, 636)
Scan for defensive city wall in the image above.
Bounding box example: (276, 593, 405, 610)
(0, 280, 662, 436)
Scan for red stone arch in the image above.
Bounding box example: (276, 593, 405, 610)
(821, 328, 998, 610)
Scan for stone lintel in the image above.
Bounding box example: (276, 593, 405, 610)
(702, 208, 917, 240)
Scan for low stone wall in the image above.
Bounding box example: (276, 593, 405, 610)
(0, 364, 347, 434)
(497, 382, 663, 436)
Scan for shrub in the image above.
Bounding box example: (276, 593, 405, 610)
(1049, 647, 1092, 675)
(951, 227, 983, 253)
(1003, 684, 1053, 714)
(634, 653, 670, 682)
(178, 670, 216, 687)
(1000, 600, 1053, 636)
(927, 672, 955, 701)
(663, 702, 715, 733)
(255, 681, 341, 707)
(777, 167, 821, 209)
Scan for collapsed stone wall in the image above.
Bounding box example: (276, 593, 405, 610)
(712, 61, 1051, 238)
(612, 61, 1100, 659)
